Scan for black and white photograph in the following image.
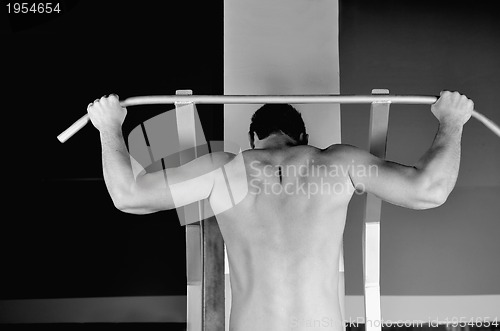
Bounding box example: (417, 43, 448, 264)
(1, 1, 499, 331)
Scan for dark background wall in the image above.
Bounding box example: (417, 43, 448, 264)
(1, 0, 499, 304)
(339, 0, 500, 296)
(1, 0, 223, 300)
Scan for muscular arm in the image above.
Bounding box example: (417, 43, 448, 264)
(330, 91, 473, 209)
(412, 122, 463, 203)
(88, 94, 233, 214)
(99, 129, 142, 211)
(333, 124, 461, 209)
(99, 129, 176, 214)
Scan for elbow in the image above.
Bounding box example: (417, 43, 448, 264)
(413, 181, 449, 210)
(433, 186, 449, 207)
(114, 201, 154, 215)
(422, 189, 448, 209)
(111, 191, 133, 213)
(111, 191, 153, 215)
(113, 199, 133, 214)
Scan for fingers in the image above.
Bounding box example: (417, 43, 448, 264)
(467, 98, 474, 110)
(440, 90, 460, 98)
(86, 93, 126, 132)
(439, 90, 472, 103)
(108, 94, 120, 106)
(88, 94, 120, 108)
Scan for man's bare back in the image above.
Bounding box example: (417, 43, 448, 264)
(87, 91, 473, 331)
(211, 145, 354, 331)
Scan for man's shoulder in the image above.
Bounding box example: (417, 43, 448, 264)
(207, 151, 238, 166)
(321, 143, 360, 156)
(319, 144, 364, 164)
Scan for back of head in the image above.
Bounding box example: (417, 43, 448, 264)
(249, 104, 306, 143)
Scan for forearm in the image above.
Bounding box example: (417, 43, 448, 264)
(100, 129, 136, 206)
(414, 122, 463, 197)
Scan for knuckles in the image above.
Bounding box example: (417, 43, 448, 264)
(89, 94, 119, 108)
(87, 94, 122, 116)
(440, 91, 471, 104)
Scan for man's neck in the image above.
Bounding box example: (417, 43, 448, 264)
(258, 134, 299, 150)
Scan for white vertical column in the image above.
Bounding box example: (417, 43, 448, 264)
(224, 1, 341, 330)
(363, 89, 390, 331)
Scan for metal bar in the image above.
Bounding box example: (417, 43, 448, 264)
(362, 89, 390, 331)
(175, 90, 226, 331)
(57, 93, 500, 143)
(55, 93, 434, 144)
(120, 94, 438, 106)
(175, 90, 203, 331)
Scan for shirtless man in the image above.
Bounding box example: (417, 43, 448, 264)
(87, 91, 473, 331)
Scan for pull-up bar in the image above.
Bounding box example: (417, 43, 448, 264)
(56, 94, 500, 143)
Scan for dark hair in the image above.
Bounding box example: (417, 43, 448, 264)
(249, 104, 306, 142)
